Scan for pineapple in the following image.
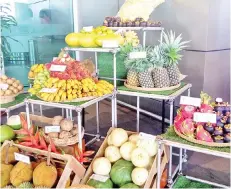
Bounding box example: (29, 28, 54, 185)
(161, 30, 189, 86)
(138, 70, 154, 88)
(148, 46, 170, 88)
(127, 69, 139, 86)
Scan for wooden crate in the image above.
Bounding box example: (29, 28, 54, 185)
(1, 140, 86, 188)
(81, 127, 169, 188)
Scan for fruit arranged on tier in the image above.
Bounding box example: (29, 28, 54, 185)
(65, 26, 126, 48)
(124, 30, 189, 88)
(174, 92, 230, 143)
(0, 75, 23, 96)
(28, 64, 46, 79)
(103, 16, 161, 27)
(87, 128, 159, 188)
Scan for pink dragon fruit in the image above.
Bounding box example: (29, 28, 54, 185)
(200, 104, 213, 113)
(200, 92, 214, 113)
(196, 125, 213, 142)
(180, 105, 196, 119)
(174, 113, 185, 132)
(179, 119, 195, 138)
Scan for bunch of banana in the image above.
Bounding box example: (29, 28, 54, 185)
(28, 64, 46, 79)
(66, 79, 83, 101)
(123, 31, 139, 47)
(96, 80, 114, 96)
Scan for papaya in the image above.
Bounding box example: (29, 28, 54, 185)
(95, 34, 125, 47)
(65, 33, 81, 47)
(1, 146, 19, 164)
(0, 163, 13, 187)
(10, 161, 33, 187)
(33, 161, 57, 188)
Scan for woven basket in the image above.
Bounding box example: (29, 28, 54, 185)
(174, 126, 230, 147)
(0, 93, 22, 104)
(98, 52, 127, 86)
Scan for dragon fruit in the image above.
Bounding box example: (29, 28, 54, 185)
(180, 105, 196, 119)
(174, 113, 184, 132)
(196, 125, 213, 142)
(180, 119, 195, 138)
(200, 92, 214, 113)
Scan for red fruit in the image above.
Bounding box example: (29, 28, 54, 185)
(196, 125, 213, 142)
(180, 119, 195, 138)
(200, 104, 213, 113)
(174, 113, 184, 132)
(45, 63, 51, 70)
(181, 105, 196, 119)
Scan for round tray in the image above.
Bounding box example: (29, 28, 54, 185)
(36, 95, 96, 103)
(174, 126, 230, 147)
(124, 82, 181, 92)
(44, 127, 85, 146)
(0, 93, 21, 104)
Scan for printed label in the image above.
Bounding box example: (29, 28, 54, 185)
(53, 57, 58, 61)
(49, 64, 66, 72)
(45, 126, 60, 133)
(90, 174, 109, 182)
(14, 153, 30, 164)
(139, 132, 156, 140)
(180, 96, 201, 107)
(40, 88, 57, 93)
(129, 52, 147, 59)
(102, 40, 119, 48)
(0, 84, 9, 90)
(83, 26, 93, 32)
(193, 112, 216, 123)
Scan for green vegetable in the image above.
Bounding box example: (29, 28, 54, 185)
(110, 159, 134, 187)
(120, 183, 139, 188)
(0, 125, 15, 142)
(87, 178, 113, 189)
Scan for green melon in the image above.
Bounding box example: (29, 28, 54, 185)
(0, 125, 15, 143)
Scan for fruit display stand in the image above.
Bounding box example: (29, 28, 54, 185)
(156, 127, 231, 189)
(1, 140, 86, 188)
(0, 93, 29, 118)
(25, 93, 113, 148)
(81, 127, 169, 188)
(117, 83, 192, 133)
(108, 26, 164, 46)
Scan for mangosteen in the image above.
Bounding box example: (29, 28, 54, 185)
(204, 123, 214, 134)
(150, 22, 156, 27)
(147, 21, 152, 27)
(105, 16, 112, 22)
(217, 120, 224, 128)
(226, 111, 230, 117)
(114, 17, 121, 22)
(132, 22, 136, 27)
(214, 105, 224, 114)
(103, 20, 108, 27)
(156, 21, 162, 27)
(126, 21, 133, 27)
(224, 124, 230, 133)
(224, 133, 230, 143)
(213, 126, 223, 136)
(113, 22, 118, 27)
(122, 22, 127, 27)
(140, 21, 147, 27)
(118, 22, 123, 27)
(108, 22, 113, 27)
(224, 105, 231, 114)
(135, 17, 143, 21)
(213, 135, 224, 143)
(226, 117, 230, 124)
(134, 21, 140, 27)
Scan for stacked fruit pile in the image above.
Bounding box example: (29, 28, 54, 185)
(103, 16, 161, 27)
(124, 31, 189, 89)
(174, 92, 230, 143)
(28, 53, 113, 102)
(86, 128, 159, 188)
(0, 75, 23, 97)
(28, 64, 46, 79)
(65, 26, 125, 48)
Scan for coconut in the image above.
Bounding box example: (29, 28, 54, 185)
(12, 83, 19, 88)
(17, 84, 23, 91)
(9, 86, 14, 91)
(13, 88, 19, 94)
(60, 119, 73, 131)
(59, 131, 72, 139)
(1, 75, 8, 80)
(15, 80, 20, 84)
(5, 90, 13, 96)
(52, 116, 64, 126)
(6, 79, 13, 85)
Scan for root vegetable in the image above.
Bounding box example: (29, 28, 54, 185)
(52, 116, 64, 126)
(12, 83, 19, 88)
(70, 127, 78, 135)
(59, 131, 72, 139)
(48, 132, 59, 138)
(60, 119, 73, 131)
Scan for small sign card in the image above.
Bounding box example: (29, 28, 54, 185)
(139, 132, 156, 140)
(40, 88, 57, 93)
(14, 153, 30, 164)
(180, 96, 201, 107)
(0, 84, 9, 90)
(129, 52, 147, 59)
(49, 64, 66, 72)
(45, 126, 60, 133)
(83, 26, 93, 32)
(193, 112, 216, 123)
(53, 57, 58, 61)
(90, 174, 109, 182)
(102, 40, 119, 48)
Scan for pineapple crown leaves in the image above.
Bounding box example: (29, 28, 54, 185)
(124, 45, 153, 72)
(160, 30, 190, 65)
(120, 43, 133, 58)
(147, 45, 167, 68)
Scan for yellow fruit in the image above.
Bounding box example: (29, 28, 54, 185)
(78, 94, 82, 98)
(10, 162, 33, 187)
(1, 146, 19, 164)
(33, 162, 57, 188)
(61, 92, 67, 101)
(28, 88, 36, 95)
(1, 163, 13, 187)
(72, 89, 77, 95)
(67, 89, 72, 95)
(67, 94, 73, 101)
(58, 90, 64, 96)
(67, 83, 71, 90)
(28, 71, 34, 78)
(54, 95, 60, 102)
(83, 87, 89, 93)
(33, 84, 41, 89)
(65, 33, 81, 47)
(52, 78, 59, 83)
(72, 94, 77, 99)
(42, 94, 50, 101)
(31, 64, 38, 71)
(48, 94, 55, 102)
(57, 81, 63, 88)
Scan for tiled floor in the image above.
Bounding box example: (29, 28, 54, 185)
(2, 99, 230, 186)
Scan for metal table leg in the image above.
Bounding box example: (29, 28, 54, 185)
(179, 148, 183, 175)
(168, 146, 173, 186)
(137, 96, 140, 132)
(25, 102, 31, 129)
(96, 102, 100, 136)
(77, 110, 83, 151)
(162, 100, 166, 133)
(157, 140, 162, 189)
(82, 108, 85, 128)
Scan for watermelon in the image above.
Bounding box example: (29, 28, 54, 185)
(87, 178, 113, 189)
(120, 183, 139, 188)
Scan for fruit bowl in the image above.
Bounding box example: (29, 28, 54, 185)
(0, 92, 23, 104)
(174, 126, 230, 147)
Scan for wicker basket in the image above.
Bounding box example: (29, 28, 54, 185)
(0, 93, 21, 104)
(174, 126, 230, 147)
(20, 112, 84, 146)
